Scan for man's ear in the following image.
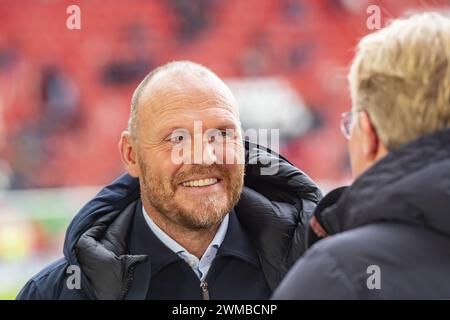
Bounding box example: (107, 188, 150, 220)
(119, 131, 140, 177)
(359, 111, 380, 161)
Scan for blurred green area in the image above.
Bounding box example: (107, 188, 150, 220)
(0, 288, 19, 300)
(0, 186, 98, 300)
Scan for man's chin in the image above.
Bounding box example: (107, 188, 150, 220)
(174, 200, 230, 225)
(178, 202, 230, 216)
(175, 189, 228, 206)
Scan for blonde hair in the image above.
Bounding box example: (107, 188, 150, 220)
(348, 12, 450, 150)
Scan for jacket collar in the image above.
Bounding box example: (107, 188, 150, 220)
(218, 209, 260, 267)
(129, 202, 260, 277)
(128, 203, 182, 276)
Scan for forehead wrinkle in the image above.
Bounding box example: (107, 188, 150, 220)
(155, 107, 240, 134)
(141, 89, 238, 120)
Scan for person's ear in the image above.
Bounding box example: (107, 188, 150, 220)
(359, 111, 380, 161)
(119, 131, 140, 177)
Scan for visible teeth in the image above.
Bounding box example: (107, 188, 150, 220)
(182, 178, 218, 187)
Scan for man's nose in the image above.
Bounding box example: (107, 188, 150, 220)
(202, 140, 218, 165)
(192, 133, 219, 165)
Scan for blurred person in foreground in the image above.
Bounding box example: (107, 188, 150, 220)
(273, 12, 450, 299)
(17, 61, 321, 300)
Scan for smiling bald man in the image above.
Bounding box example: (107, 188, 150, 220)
(17, 61, 322, 300)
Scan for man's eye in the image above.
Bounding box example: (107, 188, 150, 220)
(166, 129, 190, 143)
(221, 130, 230, 137)
(216, 131, 228, 138)
(210, 130, 231, 142)
(171, 135, 184, 142)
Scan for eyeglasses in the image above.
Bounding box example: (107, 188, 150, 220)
(340, 111, 353, 140)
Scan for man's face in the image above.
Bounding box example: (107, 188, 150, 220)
(134, 73, 245, 230)
(349, 112, 365, 177)
(348, 110, 383, 178)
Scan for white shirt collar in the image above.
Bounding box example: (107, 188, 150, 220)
(142, 205, 229, 280)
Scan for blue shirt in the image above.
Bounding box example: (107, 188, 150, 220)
(142, 206, 229, 281)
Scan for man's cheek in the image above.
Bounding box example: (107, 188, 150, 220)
(225, 146, 238, 163)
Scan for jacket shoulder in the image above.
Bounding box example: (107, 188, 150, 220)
(274, 222, 450, 299)
(16, 258, 85, 300)
(272, 238, 359, 299)
(273, 224, 394, 299)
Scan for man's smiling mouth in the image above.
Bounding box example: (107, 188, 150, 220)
(181, 178, 220, 187)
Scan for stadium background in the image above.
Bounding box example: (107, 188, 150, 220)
(0, 0, 449, 299)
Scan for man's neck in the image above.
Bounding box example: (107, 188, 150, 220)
(143, 206, 221, 259)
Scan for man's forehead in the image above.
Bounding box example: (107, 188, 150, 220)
(139, 70, 239, 116)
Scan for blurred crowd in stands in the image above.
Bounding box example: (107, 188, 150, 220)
(0, 0, 448, 189)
